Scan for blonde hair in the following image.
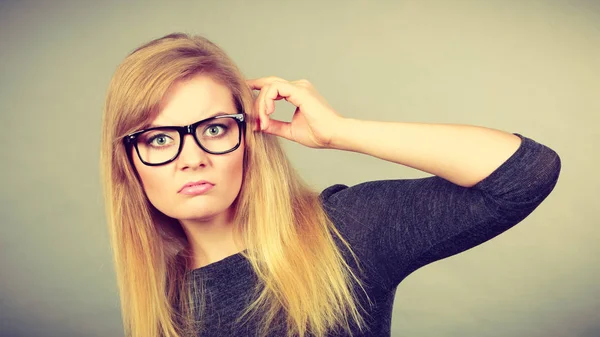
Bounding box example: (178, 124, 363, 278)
(100, 33, 372, 337)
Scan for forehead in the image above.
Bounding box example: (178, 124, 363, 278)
(150, 74, 236, 127)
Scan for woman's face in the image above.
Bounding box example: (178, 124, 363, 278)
(132, 74, 245, 223)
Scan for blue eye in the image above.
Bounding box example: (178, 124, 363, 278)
(147, 134, 174, 147)
(203, 124, 228, 137)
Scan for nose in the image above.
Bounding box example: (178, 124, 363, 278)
(176, 134, 210, 170)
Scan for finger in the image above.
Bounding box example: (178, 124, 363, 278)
(248, 77, 293, 131)
(251, 92, 262, 131)
(246, 78, 262, 90)
(265, 95, 286, 116)
(258, 83, 271, 130)
(246, 76, 287, 90)
(264, 81, 305, 113)
(265, 96, 288, 117)
(262, 118, 292, 140)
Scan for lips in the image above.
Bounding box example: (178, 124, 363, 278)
(178, 180, 214, 193)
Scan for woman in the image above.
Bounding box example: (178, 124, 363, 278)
(100, 33, 561, 337)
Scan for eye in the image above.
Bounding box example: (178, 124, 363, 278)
(203, 124, 228, 137)
(147, 134, 174, 147)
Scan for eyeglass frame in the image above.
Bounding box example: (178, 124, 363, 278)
(123, 112, 246, 166)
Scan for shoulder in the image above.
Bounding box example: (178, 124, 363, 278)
(319, 184, 349, 202)
(318, 180, 408, 213)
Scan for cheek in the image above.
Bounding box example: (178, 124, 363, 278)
(234, 143, 246, 180)
(132, 154, 170, 204)
(218, 146, 245, 202)
(221, 147, 245, 187)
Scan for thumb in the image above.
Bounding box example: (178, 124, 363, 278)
(262, 119, 292, 141)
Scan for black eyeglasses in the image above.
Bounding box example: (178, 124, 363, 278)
(123, 113, 246, 166)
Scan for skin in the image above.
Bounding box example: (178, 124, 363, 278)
(132, 74, 246, 269)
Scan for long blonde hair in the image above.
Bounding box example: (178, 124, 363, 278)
(100, 33, 372, 337)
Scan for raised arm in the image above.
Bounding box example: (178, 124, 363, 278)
(247, 76, 561, 289)
(330, 119, 523, 188)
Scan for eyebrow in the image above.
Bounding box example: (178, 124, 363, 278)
(147, 111, 230, 128)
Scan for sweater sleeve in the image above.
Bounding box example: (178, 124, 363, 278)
(320, 133, 561, 290)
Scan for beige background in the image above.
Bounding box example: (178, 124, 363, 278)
(0, 0, 597, 336)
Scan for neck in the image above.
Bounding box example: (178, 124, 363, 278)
(179, 208, 245, 269)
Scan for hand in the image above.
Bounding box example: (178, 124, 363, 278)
(246, 76, 344, 149)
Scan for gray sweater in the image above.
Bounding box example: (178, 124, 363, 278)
(186, 132, 561, 336)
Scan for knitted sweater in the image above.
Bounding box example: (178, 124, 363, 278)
(186, 132, 561, 336)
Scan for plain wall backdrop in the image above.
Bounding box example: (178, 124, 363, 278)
(0, 0, 597, 336)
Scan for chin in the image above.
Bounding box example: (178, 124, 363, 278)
(177, 204, 233, 221)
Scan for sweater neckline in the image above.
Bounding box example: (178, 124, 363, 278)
(188, 249, 249, 276)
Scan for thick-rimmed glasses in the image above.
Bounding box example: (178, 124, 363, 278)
(123, 113, 245, 166)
